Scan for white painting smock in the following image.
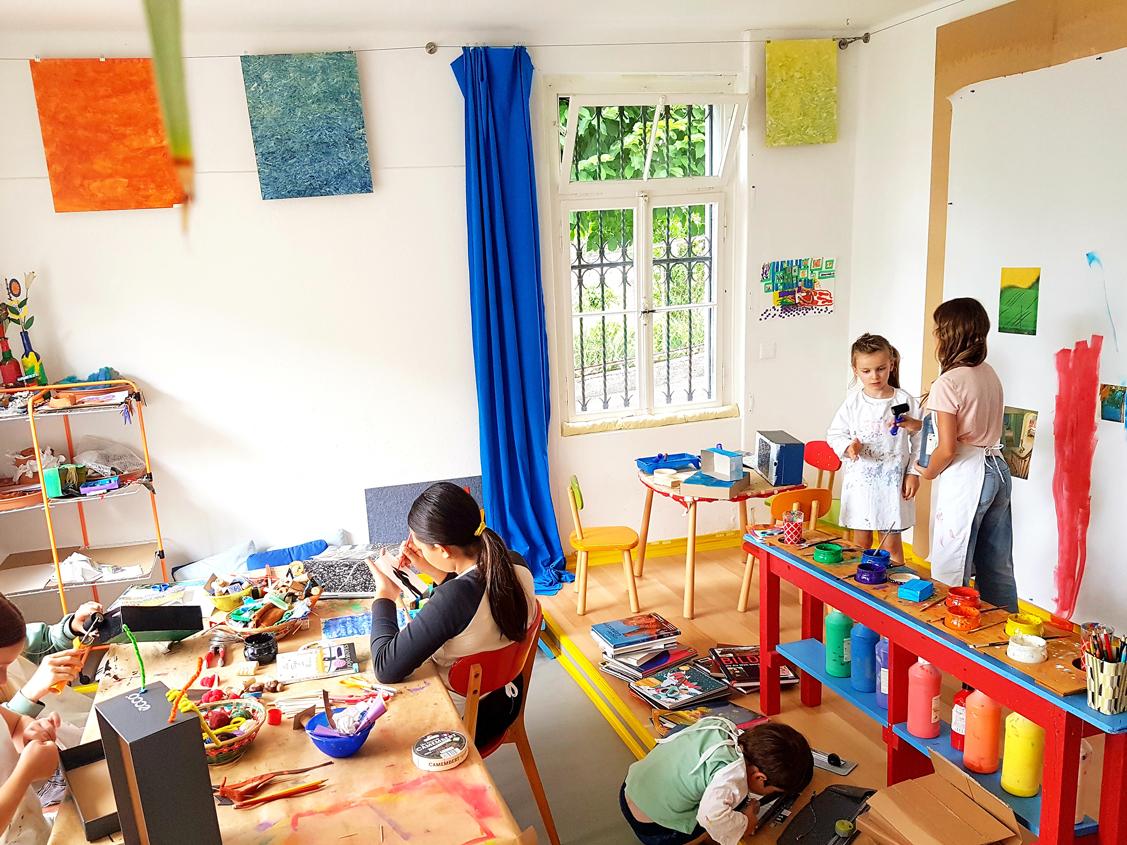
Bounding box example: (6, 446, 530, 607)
(827, 388, 920, 532)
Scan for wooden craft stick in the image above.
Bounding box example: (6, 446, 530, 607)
(322, 690, 338, 731)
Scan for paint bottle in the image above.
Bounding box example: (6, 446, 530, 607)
(825, 610, 853, 678)
(1000, 712, 1045, 797)
(874, 637, 890, 709)
(1076, 739, 1093, 823)
(907, 658, 941, 739)
(950, 687, 971, 752)
(963, 691, 1002, 774)
(850, 624, 879, 693)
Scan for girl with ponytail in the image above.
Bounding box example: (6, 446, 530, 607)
(367, 483, 537, 748)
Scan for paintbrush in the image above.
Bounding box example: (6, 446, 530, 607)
(918, 595, 948, 613)
(971, 634, 1075, 650)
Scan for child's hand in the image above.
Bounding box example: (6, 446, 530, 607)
(16, 739, 59, 783)
(71, 601, 104, 635)
(22, 713, 60, 745)
(21, 649, 85, 703)
(401, 538, 445, 581)
(844, 439, 863, 460)
(365, 557, 403, 602)
(740, 798, 761, 823)
(902, 475, 920, 500)
(894, 416, 923, 433)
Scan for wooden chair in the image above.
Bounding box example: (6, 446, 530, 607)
(566, 475, 641, 616)
(449, 603, 560, 845)
(738, 487, 833, 613)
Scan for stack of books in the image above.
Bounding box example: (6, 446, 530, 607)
(600, 644, 699, 682)
(709, 644, 799, 693)
(590, 613, 681, 658)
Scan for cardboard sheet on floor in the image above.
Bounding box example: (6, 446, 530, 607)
(858, 750, 1021, 845)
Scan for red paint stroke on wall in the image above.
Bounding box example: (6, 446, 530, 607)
(1052, 334, 1103, 619)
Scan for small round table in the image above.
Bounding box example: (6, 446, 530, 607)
(636, 471, 803, 619)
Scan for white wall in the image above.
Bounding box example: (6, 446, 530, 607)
(849, 0, 1008, 394)
(0, 25, 861, 580)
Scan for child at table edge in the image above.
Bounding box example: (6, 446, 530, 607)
(365, 483, 537, 750)
(3, 601, 101, 718)
(0, 594, 65, 844)
(621, 719, 813, 845)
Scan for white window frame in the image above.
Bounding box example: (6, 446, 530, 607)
(542, 75, 747, 431)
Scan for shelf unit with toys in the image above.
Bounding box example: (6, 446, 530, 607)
(0, 379, 168, 614)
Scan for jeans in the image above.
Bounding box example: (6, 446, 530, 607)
(619, 783, 704, 845)
(963, 455, 1018, 612)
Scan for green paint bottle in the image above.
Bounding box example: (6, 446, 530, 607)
(825, 609, 853, 678)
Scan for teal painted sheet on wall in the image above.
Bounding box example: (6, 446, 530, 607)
(240, 51, 373, 200)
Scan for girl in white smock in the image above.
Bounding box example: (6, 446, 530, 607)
(827, 334, 921, 564)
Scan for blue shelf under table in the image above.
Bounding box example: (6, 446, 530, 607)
(776, 639, 1098, 838)
(776, 638, 889, 725)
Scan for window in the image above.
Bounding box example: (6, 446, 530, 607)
(547, 84, 745, 428)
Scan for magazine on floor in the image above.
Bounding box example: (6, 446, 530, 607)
(710, 644, 799, 692)
(654, 701, 768, 736)
(628, 662, 731, 710)
(599, 645, 699, 682)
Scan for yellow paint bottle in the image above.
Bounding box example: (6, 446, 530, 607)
(1000, 712, 1046, 798)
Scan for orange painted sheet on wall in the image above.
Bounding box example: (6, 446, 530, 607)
(29, 58, 185, 212)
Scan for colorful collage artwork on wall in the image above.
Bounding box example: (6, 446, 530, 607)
(28, 52, 373, 212)
(758, 257, 835, 321)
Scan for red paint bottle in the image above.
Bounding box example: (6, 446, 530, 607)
(951, 687, 971, 752)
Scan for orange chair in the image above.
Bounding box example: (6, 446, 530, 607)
(738, 487, 833, 613)
(449, 603, 560, 845)
(566, 476, 641, 616)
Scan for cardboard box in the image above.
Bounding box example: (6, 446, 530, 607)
(750, 430, 804, 487)
(59, 741, 119, 842)
(95, 682, 221, 845)
(857, 750, 1022, 845)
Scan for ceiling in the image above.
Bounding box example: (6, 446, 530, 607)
(0, 0, 941, 37)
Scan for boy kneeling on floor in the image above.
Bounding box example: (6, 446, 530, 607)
(621, 719, 814, 845)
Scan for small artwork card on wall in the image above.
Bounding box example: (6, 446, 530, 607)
(998, 267, 1040, 335)
(758, 257, 835, 321)
(1002, 406, 1037, 480)
(1099, 384, 1126, 423)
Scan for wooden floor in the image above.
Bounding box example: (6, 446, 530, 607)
(540, 545, 1098, 843)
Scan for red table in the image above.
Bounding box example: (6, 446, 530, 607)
(635, 472, 800, 619)
(746, 536, 1127, 845)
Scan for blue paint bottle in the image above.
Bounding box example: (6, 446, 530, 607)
(875, 636, 891, 709)
(851, 624, 879, 693)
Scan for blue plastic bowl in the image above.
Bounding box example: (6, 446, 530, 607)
(305, 710, 374, 758)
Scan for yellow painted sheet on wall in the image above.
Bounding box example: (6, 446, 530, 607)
(765, 39, 838, 147)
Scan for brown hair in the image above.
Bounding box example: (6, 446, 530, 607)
(408, 483, 529, 643)
(933, 297, 989, 372)
(0, 594, 26, 649)
(739, 722, 814, 794)
(850, 333, 901, 389)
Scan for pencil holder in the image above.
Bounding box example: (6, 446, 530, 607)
(1086, 655, 1127, 715)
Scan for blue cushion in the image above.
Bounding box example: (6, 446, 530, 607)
(246, 539, 329, 571)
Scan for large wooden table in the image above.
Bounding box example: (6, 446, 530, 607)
(49, 600, 522, 844)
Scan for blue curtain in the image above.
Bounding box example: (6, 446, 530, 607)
(452, 47, 570, 594)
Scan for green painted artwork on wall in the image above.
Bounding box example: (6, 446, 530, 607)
(998, 266, 1040, 335)
(765, 39, 838, 147)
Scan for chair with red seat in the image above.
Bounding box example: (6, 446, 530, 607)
(449, 602, 561, 845)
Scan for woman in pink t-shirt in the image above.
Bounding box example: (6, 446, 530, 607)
(906, 298, 1017, 611)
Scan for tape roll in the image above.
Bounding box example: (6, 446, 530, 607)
(1004, 613, 1044, 638)
(1007, 633, 1048, 664)
(412, 730, 469, 771)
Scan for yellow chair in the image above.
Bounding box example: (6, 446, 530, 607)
(567, 476, 641, 616)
